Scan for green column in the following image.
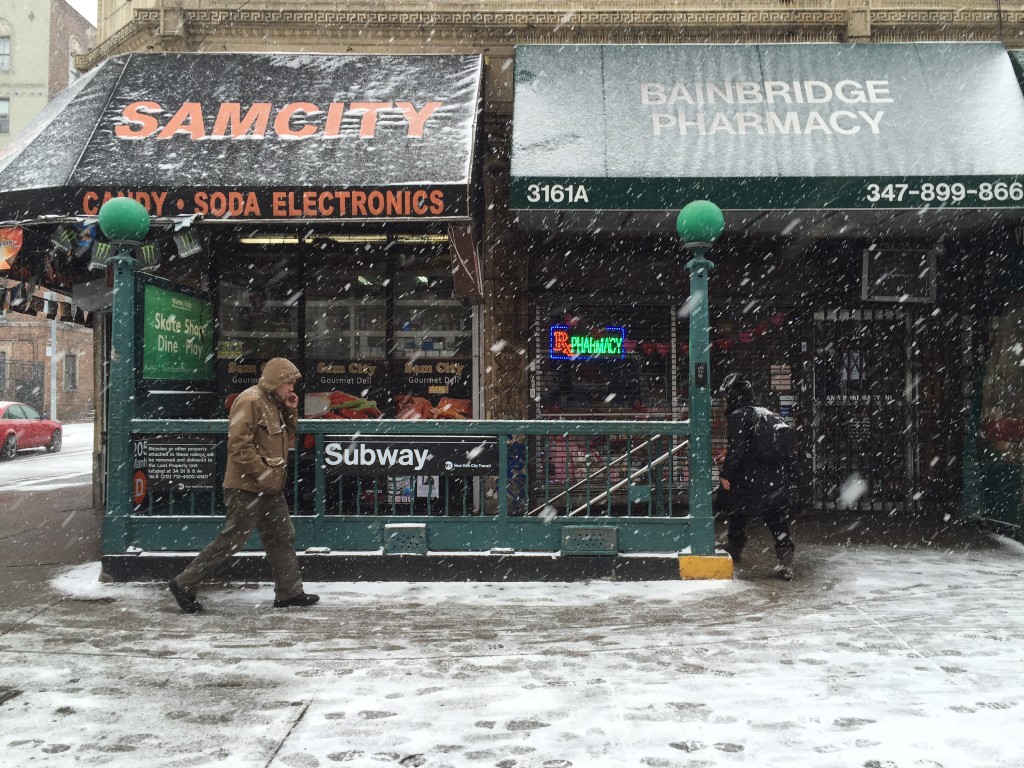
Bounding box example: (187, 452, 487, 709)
(97, 198, 150, 555)
(686, 250, 715, 553)
(676, 201, 724, 556)
(102, 247, 138, 554)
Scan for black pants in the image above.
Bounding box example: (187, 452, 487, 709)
(721, 489, 795, 563)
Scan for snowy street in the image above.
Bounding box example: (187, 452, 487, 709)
(1, 534, 1022, 767)
(0, 421, 94, 491)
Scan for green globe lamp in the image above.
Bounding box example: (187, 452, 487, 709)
(98, 197, 151, 242)
(676, 199, 725, 246)
(677, 200, 724, 555)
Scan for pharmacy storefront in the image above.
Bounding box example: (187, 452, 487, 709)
(510, 42, 1024, 518)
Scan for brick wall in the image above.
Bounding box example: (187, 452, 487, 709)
(0, 314, 95, 421)
(48, 0, 95, 99)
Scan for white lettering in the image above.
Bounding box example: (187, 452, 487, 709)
(860, 110, 884, 133)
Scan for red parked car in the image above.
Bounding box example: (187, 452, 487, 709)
(0, 401, 63, 460)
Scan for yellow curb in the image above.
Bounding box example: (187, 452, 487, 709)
(678, 554, 734, 580)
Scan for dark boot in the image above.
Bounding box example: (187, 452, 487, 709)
(168, 578, 203, 613)
(721, 541, 744, 564)
(273, 592, 320, 608)
(773, 551, 795, 581)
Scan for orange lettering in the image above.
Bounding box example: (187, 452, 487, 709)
(367, 191, 385, 216)
(412, 190, 428, 215)
(211, 102, 271, 138)
(82, 191, 99, 215)
(386, 190, 404, 216)
(351, 191, 367, 216)
(302, 191, 317, 217)
(157, 102, 206, 140)
(334, 191, 350, 216)
(271, 191, 287, 217)
(243, 192, 261, 217)
(395, 101, 441, 138)
(318, 192, 335, 216)
(324, 103, 345, 137)
(115, 101, 161, 139)
(274, 102, 319, 139)
(194, 192, 209, 215)
(350, 102, 393, 138)
(429, 189, 444, 214)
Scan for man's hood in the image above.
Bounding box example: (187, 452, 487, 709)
(258, 358, 302, 392)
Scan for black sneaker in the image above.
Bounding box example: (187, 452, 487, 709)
(168, 579, 203, 613)
(773, 563, 795, 581)
(273, 592, 320, 608)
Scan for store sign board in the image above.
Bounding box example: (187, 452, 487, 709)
(304, 359, 386, 419)
(511, 43, 1024, 211)
(550, 325, 627, 360)
(131, 434, 218, 502)
(0, 53, 483, 221)
(141, 283, 214, 381)
(323, 436, 498, 476)
(861, 249, 936, 303)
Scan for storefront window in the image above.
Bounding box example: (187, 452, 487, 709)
(216, 254, 300, 402)
(303, 254, 387, 420)
(981, 293, 1024, 463)
(212, 244, 474, 421)
(535, 304, 673, 419)
(392, 252, 473, 420)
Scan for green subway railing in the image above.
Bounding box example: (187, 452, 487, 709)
(113, 418, 705, 556)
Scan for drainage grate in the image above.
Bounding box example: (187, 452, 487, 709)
(383, 523, 428, 555)
(561, 526, 618, 555)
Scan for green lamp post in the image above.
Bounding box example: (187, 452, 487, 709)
(98, 197, 150, 554)
(677, 200, 724, 555)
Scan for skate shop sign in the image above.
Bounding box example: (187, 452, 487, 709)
(323, 436, 498, 476)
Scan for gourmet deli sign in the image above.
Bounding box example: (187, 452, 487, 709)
(0, 53, 482, 221)
(323, 436, 498, 476)
(510, 43, 1024, 211)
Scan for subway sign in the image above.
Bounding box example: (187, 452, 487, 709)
(549, 325, 626, 360)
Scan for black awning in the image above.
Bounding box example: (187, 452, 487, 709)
(511, 43, 1024, 226)
(0, 53, 482, 223)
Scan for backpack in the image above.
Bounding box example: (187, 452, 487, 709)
(751, 407, 796, 467)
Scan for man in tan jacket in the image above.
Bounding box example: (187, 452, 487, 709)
(169, 357, 319, 612)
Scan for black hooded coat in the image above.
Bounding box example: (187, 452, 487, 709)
(719, 385, 798, 509)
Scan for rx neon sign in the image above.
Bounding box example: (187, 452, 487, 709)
(549, 325, 627, 360)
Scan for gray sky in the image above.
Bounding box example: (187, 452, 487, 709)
(66, 0, 97, 25)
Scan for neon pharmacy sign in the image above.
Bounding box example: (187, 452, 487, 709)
(550, 326, 627, 360)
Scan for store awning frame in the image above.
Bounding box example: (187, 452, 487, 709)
(510, 43, 1024, 234)
(0, 52, 483, 225)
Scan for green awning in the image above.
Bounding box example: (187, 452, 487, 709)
(511, 43, 1024, 220)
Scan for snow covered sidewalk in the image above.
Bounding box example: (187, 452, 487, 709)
(1, 538, 1022, 767)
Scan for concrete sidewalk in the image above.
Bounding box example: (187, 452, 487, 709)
(1, 498, 1021, 767)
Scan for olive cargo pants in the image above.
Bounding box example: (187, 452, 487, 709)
(175, 489, 304, 601)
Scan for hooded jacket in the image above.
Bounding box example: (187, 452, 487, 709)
(222, 357, 301, 494)
(720, 382, 796, 507)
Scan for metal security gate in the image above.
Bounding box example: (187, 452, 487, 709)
(0, 360, 44, 414)
(812, 309, 917, 512)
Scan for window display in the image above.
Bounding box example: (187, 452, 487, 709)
(981, 293, 1024, 463)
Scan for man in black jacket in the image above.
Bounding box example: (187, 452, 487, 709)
(717, 373, 799, 580)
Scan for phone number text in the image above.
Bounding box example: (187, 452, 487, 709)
(865, 182, 1024, 204)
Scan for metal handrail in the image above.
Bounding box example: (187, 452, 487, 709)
(528, 434, 688, 516)
(568, 440, 690, 516)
